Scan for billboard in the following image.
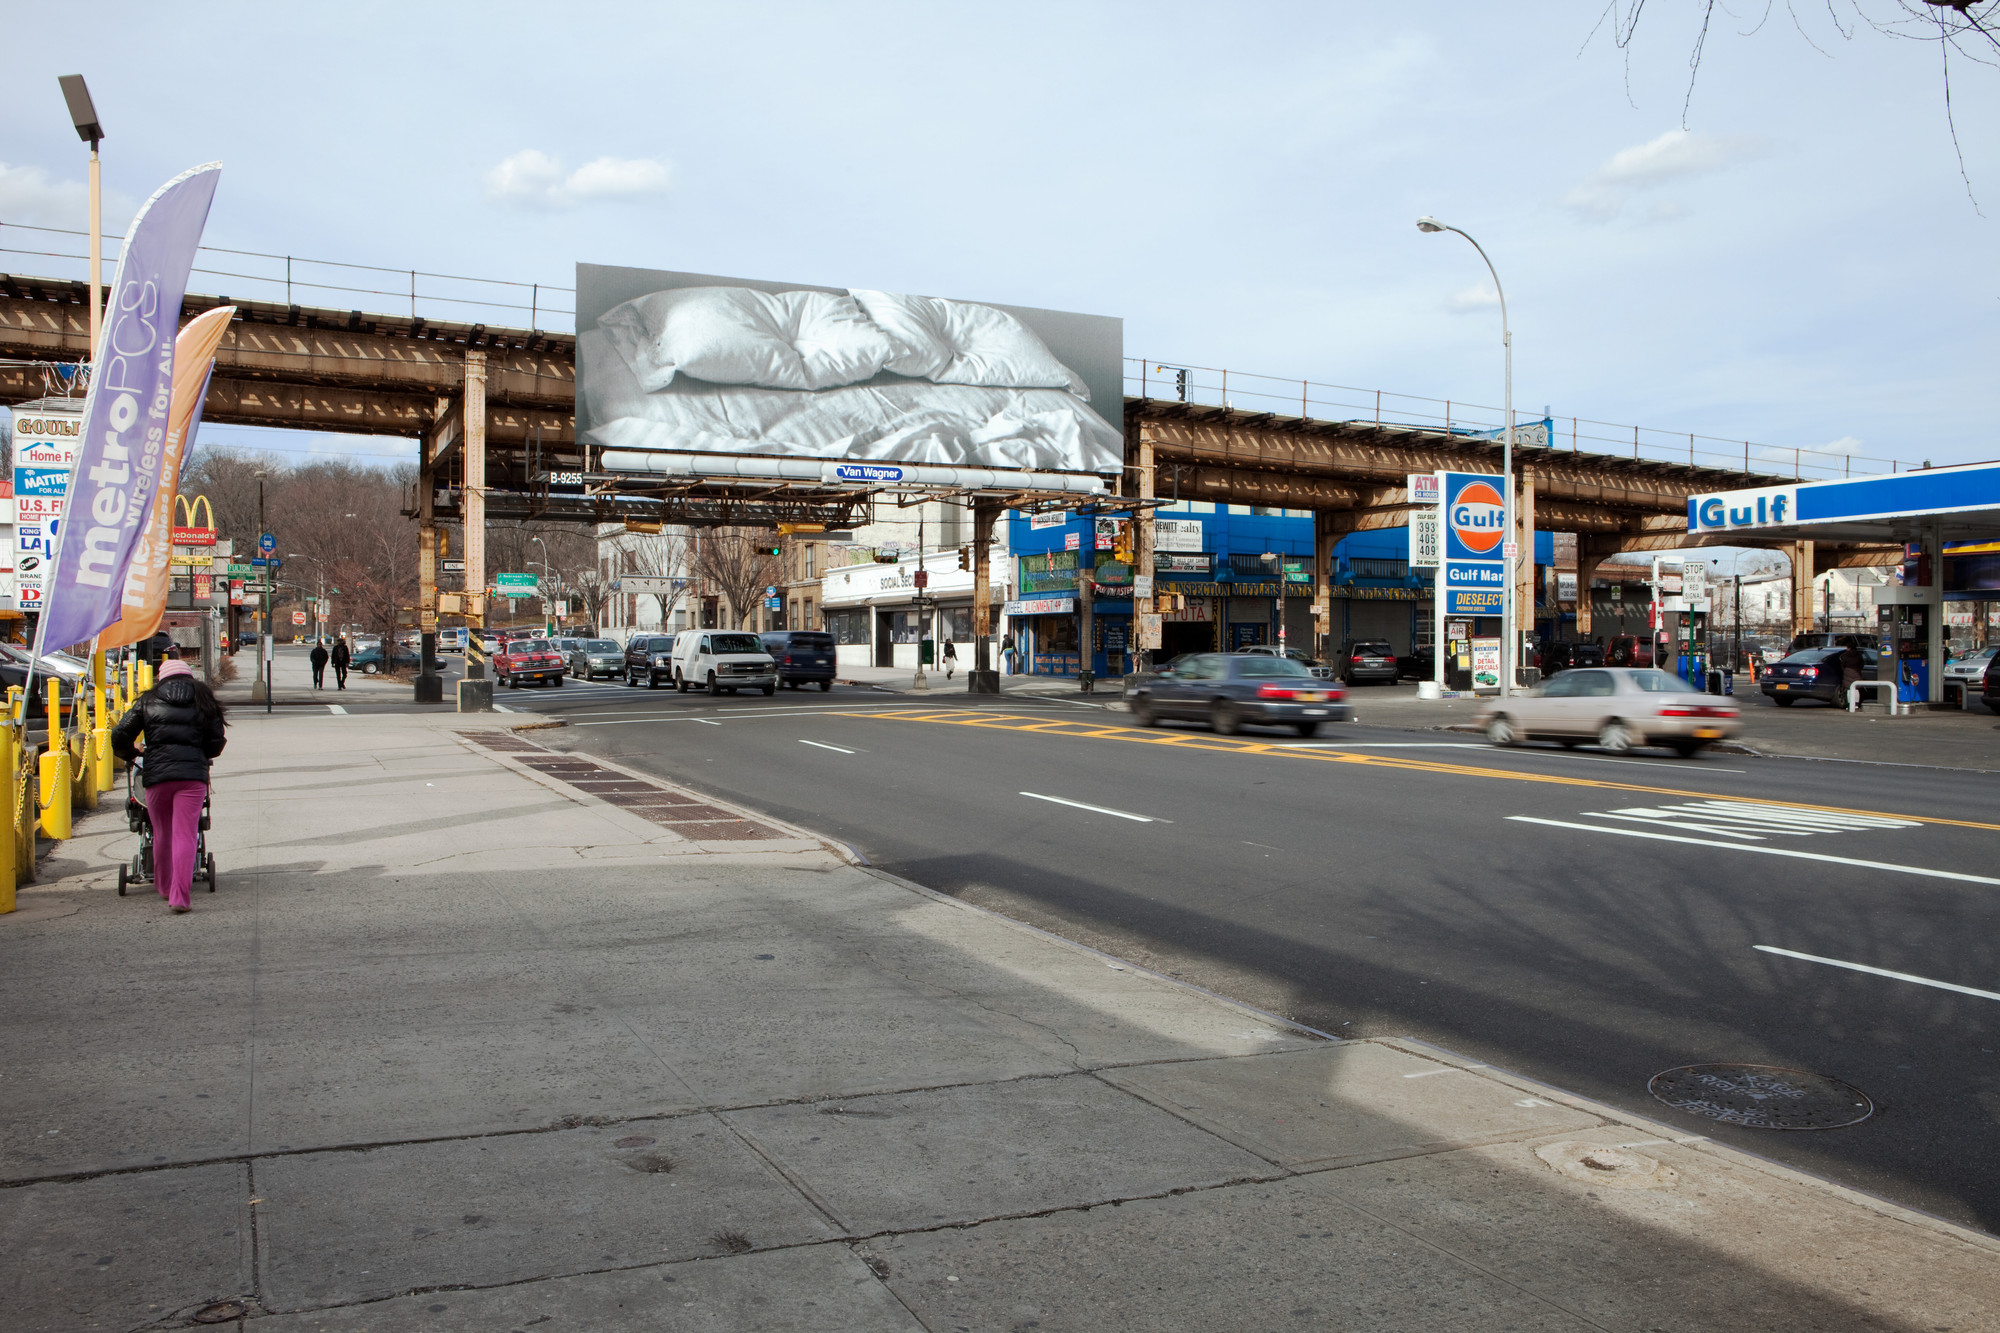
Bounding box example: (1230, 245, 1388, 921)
(576, 264, 1122, 483)
(1440, 470, 1509, 618)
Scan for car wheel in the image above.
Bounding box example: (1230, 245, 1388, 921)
(1773, 695, 1796, 707)
(1294, 721, 1320, 738)
(646, 672, 660, 689)
(819, 680, 832, 692)
(1597, 720, 1636, 754)
(762, 684, 776, 697)
(708, 672, 721, 696)
(553, 675, 565, 688)
(1130, 697, 1156, 727)
(1486, 715, 1518, 747)
(363, 662, 380, 675)
(1211, 700, 1241, 736)
(676, 671, 689, 693)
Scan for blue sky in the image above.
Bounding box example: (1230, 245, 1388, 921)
(2, 2, 1993, 473)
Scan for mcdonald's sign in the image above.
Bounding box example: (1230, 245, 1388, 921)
(171, 494, 217, 546)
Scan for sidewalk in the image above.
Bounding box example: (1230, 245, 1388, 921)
(3, 708, 1996, 1330)
(212, 645, 430, 709)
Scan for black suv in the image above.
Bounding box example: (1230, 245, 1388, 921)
(1985, 652, 2000, 712)
(760, 630, 837, 690)
(1336, 638, 1400, 685)
(622, 633, 677, 688)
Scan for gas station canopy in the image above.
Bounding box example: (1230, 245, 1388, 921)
(1687, 461, 2000, 545)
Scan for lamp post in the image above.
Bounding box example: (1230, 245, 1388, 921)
(255, 470, 271, 713)
(530, 536, 560, 634)
(57, 75, 104, 355)
(1417, 216, 1516, 698)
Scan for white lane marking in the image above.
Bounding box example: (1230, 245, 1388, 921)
(799, 739, 855, 754)
(1754, 945, 2000, 1003)
(326, 704, 347, 715)
(693, 718, 722, 726)
(1594, 811, 1775, 840)
(1509, 816, 2000, 887)
(1582, 801, 1921, 841)
(1020, 791, 1167, 823)
(492, 704, 515, 714)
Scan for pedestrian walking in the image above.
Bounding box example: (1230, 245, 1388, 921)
(309, 638, 329, 689)
(111, 652, 227, 914)
(330, 636, 351, 690)
(1000, 633, 1016, 675)
(942, 638, 957, 680)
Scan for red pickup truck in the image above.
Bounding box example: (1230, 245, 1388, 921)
(493, 637, 567, 688)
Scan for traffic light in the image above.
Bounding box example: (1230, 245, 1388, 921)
(767, 541, 781, 556)
(955, 546, 971, 571)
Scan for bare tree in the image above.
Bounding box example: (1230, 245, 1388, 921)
(610, 528, 691, 630)
(1590, 1, 1999, 205)
(691, 528, 780, 630)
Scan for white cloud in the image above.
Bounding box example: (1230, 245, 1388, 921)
(1561, 130, 1766, 223)
(1445, 283, 1499, 314)
(0, 161, 132, 229)
(1817, 435, 1866, 456)
(483, 150, 671, 209)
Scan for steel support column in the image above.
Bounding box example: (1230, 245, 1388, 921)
(968, 499, 1000, 693)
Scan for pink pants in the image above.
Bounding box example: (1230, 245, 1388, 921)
(145, 780, 206, 909)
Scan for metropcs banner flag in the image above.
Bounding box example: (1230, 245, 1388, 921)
(36, 162, 221, 652)
(98, 304, 234, 650)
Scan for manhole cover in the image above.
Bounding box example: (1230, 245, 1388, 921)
(192, 1300, 250, 1323)
(1648, 1063, 1873, 1130)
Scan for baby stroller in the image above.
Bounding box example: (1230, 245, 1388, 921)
(115, 756, 216, 896)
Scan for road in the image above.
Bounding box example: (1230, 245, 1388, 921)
(376, 664, 2000, 1231)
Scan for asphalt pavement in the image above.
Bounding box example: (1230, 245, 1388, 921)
(502, 669, 2000, 1234)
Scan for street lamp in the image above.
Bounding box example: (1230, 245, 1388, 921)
(530, 536, 560, 632)
(1417, 215, 1517, 698)
(255, 469, 270, 714)
(57, 75, 104, 354)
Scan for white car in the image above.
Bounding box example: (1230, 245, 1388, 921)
(672, 630, 777, 696)
(1944, 647, 1997, 689)
(1473, 667, 1740, 758)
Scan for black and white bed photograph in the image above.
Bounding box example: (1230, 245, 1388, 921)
(575, 264, 1124, 478)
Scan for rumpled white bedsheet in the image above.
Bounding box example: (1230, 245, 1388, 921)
(578, 328, 1122, 474)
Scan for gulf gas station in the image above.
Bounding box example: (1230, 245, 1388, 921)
(1685, 460, 2000, 707)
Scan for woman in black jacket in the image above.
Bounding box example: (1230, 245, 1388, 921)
(111, 656, 228, 913)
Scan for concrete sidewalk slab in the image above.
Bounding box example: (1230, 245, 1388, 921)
(2, 707, 1996, 1331)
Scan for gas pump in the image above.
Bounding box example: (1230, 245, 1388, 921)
(1877, 604, 1930, 703)
(1670, 609, 1708, 686)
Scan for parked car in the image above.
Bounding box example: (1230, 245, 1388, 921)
(1233, 645, 1335, 679)
(672, 630, 777, 696)
(1475, 667, 1739, 757)
(1604, 635, 1653, 668)
(1399, 646, 1434, 682)
(568, 637, 623, 680)
(760, 630, 837, 691)
(0, 644, 83, 714)
(1788, 632, 1880, 674)
(492, 637, 567, 688)
(1759, 648, 1852, 707)
(1985, 653, 2000, 712)
(350, 640, 420, 675)
(1328, 638, 1397, 685)
(1127, 652, 1349, 737)
(1943, 646, 1997, 694)
(622, 633, 678, 688)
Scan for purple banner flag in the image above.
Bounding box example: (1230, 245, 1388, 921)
(36, 162, 220, 652)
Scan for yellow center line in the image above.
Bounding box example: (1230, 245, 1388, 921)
(825, 708, 2000, 833)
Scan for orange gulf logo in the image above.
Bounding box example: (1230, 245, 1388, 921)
(1450, 481, 1505, 554)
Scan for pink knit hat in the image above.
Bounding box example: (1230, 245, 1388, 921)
(157, 659, 194, 681)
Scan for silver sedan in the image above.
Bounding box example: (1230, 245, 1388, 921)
(1472, 667, 1740, 758)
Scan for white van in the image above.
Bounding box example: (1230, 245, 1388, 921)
(672, 630, 778, 696)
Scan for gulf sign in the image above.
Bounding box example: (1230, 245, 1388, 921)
(1686, 484, 1797, 535)
(1442, 472, 1509, 562)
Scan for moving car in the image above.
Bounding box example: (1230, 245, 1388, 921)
(1759, 648, 1852, 707)
(672, 631, 777, 696)
(760, 630, 837, 690)
(1335, 638, 1399, 685)
(1475, 667, 1739, 757)
(1233, 645, 1335, 679)
(568, 638, 623, 680)
(1127, 652, 1349, 737)
(492, 637, 566, 688)
(623, 634, 678, 688)
(350, 640, 420, 675)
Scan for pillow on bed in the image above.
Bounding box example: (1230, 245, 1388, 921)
(849, 290, 1088, 399)
(598, 287, 894, 392)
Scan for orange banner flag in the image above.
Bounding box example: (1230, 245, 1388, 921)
(98, 305, 235, 650)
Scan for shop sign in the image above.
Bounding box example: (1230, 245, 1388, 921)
(1155, 552, 1210, 573)
(1557, 572, 1579, 604)
(1154, 519, 1203, 552)
(1030, 510, 1067, 530)
(1064, 533, 1080, 551)
(1442, 470, 1508, 616)
(1471, 637, 1502, 689)
(1003, 597, 1076, 616)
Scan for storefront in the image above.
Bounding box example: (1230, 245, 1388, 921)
(822, 556, 1007, 671)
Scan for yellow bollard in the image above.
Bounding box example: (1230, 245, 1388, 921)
(7, 687, 27, 884)
(39, 679, 70, 842)
(91, 650, 113, 793)
(0, 702, 13, 914)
